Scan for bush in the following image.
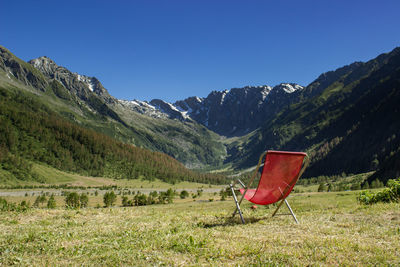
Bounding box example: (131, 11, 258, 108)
(121, 196, 129, 207)
(65, 192, 80, 208)
(80, 193, 89, 208)
(219, 189, 227, 201)
(134, 193, 148, 206)
(33, 195, 47, 207)
(180, 190, 189, 199)
(318, 183, 327, 192)
(103, 191, 117, 207)
(47, 195, 56, 209)
(0, 197, 29, 212)
(358, 178, 400, 204)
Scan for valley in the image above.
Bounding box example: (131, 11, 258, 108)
(1, 45, 400, 186)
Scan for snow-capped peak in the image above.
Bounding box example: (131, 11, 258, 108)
(278, 83, 304, 93)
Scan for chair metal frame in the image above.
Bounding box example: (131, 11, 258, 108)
(230, 150, 309, 224)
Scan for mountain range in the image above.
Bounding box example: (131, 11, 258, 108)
(1, 45, 399, 184)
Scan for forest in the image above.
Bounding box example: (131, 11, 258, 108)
(0, 86, 227, 184)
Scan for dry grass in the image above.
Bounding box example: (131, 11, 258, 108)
(0, 191, 399, 266)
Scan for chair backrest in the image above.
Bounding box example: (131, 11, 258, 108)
(250, 150, 307, 205)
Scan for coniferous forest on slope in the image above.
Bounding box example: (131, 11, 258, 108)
(0, 45, 400, 185)
(0, 86, 227, 184)
(227, 48, 400, 183)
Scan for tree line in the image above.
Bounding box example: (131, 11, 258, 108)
(0, 87, 227, 184)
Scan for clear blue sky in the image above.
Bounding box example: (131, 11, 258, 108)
(1, 0, 400, 102)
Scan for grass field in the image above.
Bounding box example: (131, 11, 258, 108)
(0, 163, 225, 192)
(1, 190, 399, 266)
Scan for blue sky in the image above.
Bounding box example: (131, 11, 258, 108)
(1, 0, 400, 102)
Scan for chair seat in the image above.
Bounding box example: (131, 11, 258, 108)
(239, 188, 282, 205)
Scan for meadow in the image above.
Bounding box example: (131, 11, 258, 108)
(1, 188, 399, 266)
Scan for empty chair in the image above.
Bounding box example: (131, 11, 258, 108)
(230, 150, 309, 224)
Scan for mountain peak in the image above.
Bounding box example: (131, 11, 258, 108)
(27, 56, 114, 103)
(29, 56, 57, 67)
(274, 83, 304, 93)
(28, 56, 59, 76)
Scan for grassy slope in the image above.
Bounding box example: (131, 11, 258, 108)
(0, 162, 224, 190)
(0, 191, 399, 265)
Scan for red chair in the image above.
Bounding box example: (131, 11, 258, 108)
(230, 150, 309, 224)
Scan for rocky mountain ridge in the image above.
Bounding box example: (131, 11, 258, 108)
(121, 83, 304, 136)
(24, 53, 305, 138)
(0, 45, 227, 168)
(28, 56, 115, 104)
(1, 44, 399, 182)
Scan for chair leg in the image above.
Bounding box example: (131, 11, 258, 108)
(284, 199, 299, 224)
(230, 184, 245, 224)
(272, 198, 299, 224)
(271, 198, 285, 217)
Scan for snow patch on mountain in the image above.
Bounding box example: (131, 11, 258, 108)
(277, 83, 304, 93)
(74, 73, 95, 92)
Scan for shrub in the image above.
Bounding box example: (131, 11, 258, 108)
(65, 192, 80, 208)
(197, 189, 203, 197)
(358, 178, 400, 204)
(0, 197, 30, 212)
(121, 196, 129, 207)
(134, 193, 147, 206)
(220, 189, 227, 201)
(103, 191, 117, 207)
(318, 183, 327, 192)
(180, 190, 189, 199)
(33, 195, 47, 207)
(47, 195, 56, 209)
(80, 193, 89, 208)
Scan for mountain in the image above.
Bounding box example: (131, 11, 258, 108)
(229, 47, 400, 182)
(1, 44, 400, 184)
(29, 56, 114, 103)
(0, 46, 226, 169)
(0, 85, 226, 184)
(175, 83, 304, 136)
(125, 83, 304, 137)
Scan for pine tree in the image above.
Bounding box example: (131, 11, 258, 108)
(65, 192, 80, 208)
(80, 193, 88, 208)
(103, 191, 116, 207)
(47, 194, 56, 209)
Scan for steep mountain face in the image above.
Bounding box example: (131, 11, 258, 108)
(174, 84, 305, 136)
(126, 83, 304, 137)
(230, 47, 400, 181)
(28, 56, 114, 104)
(0, 46, 227, 168)
(0, 46, 48, 91)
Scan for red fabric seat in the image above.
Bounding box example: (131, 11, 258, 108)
(240, 151, 306, 205)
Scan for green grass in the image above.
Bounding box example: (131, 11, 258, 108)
(1, 191, 399, 265)
(0, 163, 225, 190)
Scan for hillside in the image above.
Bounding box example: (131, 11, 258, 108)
(229, 47, 400, 181)
(1, 44, 400, 183)
(0, 46, 226, 168)
(0, 85, 226, 184)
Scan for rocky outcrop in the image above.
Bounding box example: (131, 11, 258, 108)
(28, 56, 115, 104)
(0, 46, 48, 91)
